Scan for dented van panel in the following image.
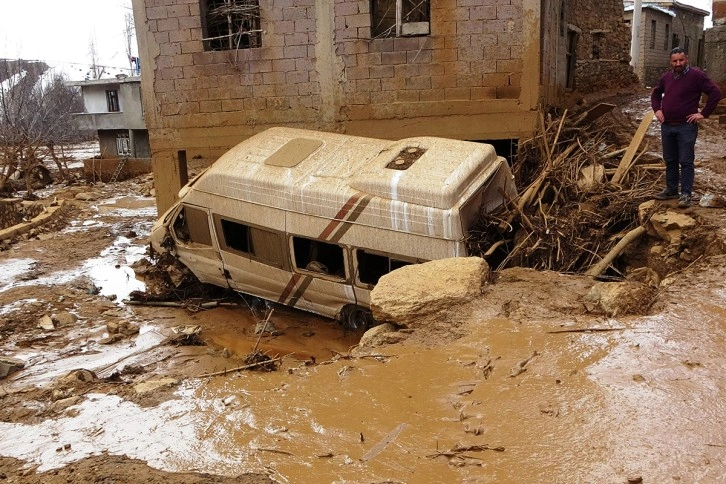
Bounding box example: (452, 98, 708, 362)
(150, 127, 515, 327)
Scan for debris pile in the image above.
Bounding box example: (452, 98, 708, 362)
(468, 105, 662, 277)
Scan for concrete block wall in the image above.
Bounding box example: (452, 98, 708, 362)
(133, 0, 544, 211)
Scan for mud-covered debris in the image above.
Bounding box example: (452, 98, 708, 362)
(133, 378, 178, 394)
(57, 369, 98, 385)
(699, 193, 726, 208)
(243, 351, 278, 372)
(583, 281, 656, 316)
(106, 321, 140, 336)
(169, 325, 204, 346)
(0, 357, 26, 379)
(254, 319, 282, 336)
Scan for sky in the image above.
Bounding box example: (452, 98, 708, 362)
(0, 0, 137, 81)
(0, 0, 715, 81)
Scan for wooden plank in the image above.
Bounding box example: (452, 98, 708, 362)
(611, 112, 654, 185)
(573, 102, 616, 126)
(359, 423, 409, 462)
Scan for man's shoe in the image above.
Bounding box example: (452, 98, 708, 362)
(678, 194, 692, 208)
(654, 189, 679, 200)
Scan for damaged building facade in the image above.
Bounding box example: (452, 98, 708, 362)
(131, 0, 637, 212)
(624, 1, 709, 86)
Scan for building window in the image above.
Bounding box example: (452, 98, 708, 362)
(116, 133, 130, 156)
(371, 0, 430, 38)
(202, 0, 262, 51)
(649, 20, 656, 49)
(672, 33, 679, 50)
(106, 90, 119, 112)
(664, 24, 670, 50)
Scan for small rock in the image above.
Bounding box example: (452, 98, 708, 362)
(37, 314, 56, 331)
(99, 334, 125, 345)
(0, 357, 26, 379)
(698, 192, 726, 208)
(133, 378, 178, 394)
(74, 191, 103, 201)
(221, 348, 231, 358)
(52, 311, 78, 327)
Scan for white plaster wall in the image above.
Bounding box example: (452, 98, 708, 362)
(82, 84, 122, 113)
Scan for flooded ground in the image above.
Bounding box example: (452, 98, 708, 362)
(1, 93, 726, 482)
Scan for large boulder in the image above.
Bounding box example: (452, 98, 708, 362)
(370, 257, 488, 327)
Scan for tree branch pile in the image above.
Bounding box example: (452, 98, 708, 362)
(467, 106, 661, 275)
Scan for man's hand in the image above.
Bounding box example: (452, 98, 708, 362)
(687, 112, 704, 123)
(655, 109, 665, 123)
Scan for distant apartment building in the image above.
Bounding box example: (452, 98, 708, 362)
(68, 75, 150, 159)
(624, 1, 709, 86)
(131, 0, 637, 212)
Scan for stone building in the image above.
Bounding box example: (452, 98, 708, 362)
(705, 0, 726, 112)
(624, 1, 709, 86)
(131, 0, 638, 212)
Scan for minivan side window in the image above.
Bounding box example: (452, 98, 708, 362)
(219, 218, 285, 268)
(355, 249, 413, 285)
(292, 236, 346, 279)
(173, 205, 212, 246)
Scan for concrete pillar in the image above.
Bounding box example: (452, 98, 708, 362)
(153, 150, 189, 215)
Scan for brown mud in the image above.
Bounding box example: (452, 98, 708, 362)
(1, 91, 726, 482)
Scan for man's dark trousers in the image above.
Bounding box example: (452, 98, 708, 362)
(661, 122, 698, 195)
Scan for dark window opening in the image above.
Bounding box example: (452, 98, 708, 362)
(356, 249, 412, 285)
(219, 218, 285, 267)
(292, 237, 346, 278)
(371, 0, 430, 38)
(202, 0, 261, 51)
(221, 219, 251, 252)
(649, 20, 656, 49)
(386, 147, 426, 170)
(174, 206, 212, 246)
(106, 90, 119, 112)
(672, 34, 679, 50)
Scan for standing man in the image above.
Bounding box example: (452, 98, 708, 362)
(651, 47, 722, 208)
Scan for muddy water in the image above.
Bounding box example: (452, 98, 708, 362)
(5, 285, 726, 482)
(4, 191, 726, 480)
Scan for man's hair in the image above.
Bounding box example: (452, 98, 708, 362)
(670, 47, 687, 56)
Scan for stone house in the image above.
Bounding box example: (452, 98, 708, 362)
(131, 0, 637, 212)
(624, 1, 709, 86)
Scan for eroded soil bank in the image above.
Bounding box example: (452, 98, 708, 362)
(1, 92, 726, 482)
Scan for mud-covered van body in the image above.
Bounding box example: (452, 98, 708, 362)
(150, 127, 515, 327)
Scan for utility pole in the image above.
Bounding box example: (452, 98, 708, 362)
(630, 0, 643, 71)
